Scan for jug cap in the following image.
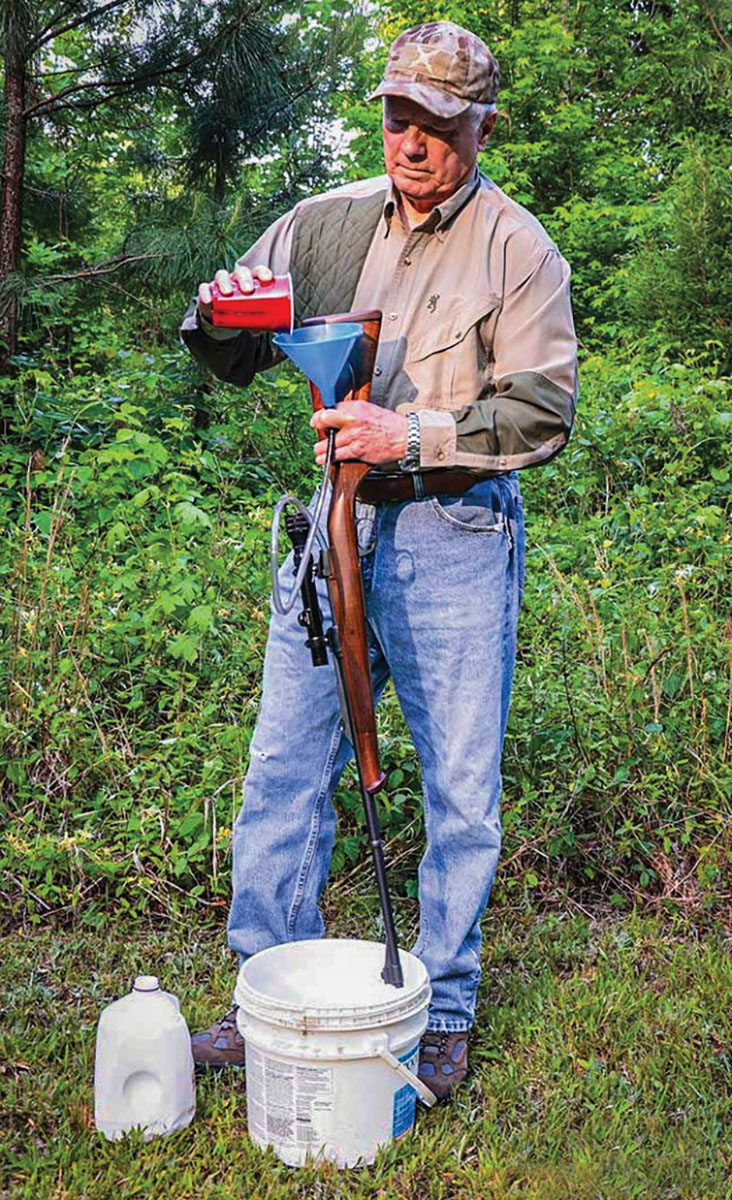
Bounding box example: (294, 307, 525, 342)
(133, 975, 160, 992)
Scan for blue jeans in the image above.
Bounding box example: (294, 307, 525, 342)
(227, 474, 525, 1031)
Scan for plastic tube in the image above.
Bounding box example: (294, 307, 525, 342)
(270, 430, 335, 616)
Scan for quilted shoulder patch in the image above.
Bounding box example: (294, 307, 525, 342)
(291, 190, 386, 322)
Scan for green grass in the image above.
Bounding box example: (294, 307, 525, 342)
(2, 906, 732, 1199)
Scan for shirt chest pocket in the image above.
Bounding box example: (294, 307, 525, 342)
(404, 292, 499, 411)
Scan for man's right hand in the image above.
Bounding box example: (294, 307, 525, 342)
(197, 263, 274, 322)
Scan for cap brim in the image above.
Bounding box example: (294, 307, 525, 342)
(366, 80, 470, 119)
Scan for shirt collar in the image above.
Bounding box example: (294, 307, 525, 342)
(382, 167, 480, 242)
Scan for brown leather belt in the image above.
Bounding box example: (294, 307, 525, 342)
(357, 469, 479, 504)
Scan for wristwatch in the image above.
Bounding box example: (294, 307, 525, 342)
(399, 411, 421, 473)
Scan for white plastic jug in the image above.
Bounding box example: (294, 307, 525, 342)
(94, 975, 196, 1141)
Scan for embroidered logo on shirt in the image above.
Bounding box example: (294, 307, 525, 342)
(427, 294, 440, 313)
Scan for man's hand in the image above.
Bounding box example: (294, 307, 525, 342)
(311, 402, 409, 466)
(197, 263, 273, 321)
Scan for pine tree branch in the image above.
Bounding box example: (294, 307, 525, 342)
(23, 57, 197, 120)
(242, 72, 320, 146)
(0, 169, 63, 200)
(96, 276, 158, 310)
(704, 3, 732, 54)
(30, 63, 96, 78)
(32, 0, 84, 43)
(24, 8, 259, 121)
(45, 253, 161, 282)
(32, 0, 131, 52)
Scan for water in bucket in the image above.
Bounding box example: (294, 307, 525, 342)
(235, 939, 436, 1168)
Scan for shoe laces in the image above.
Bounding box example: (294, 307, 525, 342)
(422, 1030, 453, 1055)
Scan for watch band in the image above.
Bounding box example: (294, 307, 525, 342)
(399, 411, 421, 473)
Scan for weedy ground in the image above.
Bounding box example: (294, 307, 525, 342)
(2, 903, 732, 1200)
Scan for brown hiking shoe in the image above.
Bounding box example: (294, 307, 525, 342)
(417, 1030, 469, 1100)
(190, 1006, 245, 1070)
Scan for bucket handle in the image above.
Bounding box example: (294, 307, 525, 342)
(375, 1043, 437, 1108)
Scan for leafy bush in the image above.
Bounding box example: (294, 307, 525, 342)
(622, 141, 732, 371)
(2, 344, 730, 921)
(0, 349, 312, 919)
(503, 354, 732, 904)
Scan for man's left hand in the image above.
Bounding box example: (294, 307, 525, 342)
(310, 402, 409, 466)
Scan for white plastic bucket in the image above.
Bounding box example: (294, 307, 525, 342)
(235, 939, 436, 1167)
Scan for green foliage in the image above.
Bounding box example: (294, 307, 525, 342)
(2, 344, 730, 920)
(623, 140, 732, 370)
(0, 347, 319, 919)
(502, 354, 732, 904)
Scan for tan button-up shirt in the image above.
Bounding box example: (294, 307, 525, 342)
(184, 169, 578, 473)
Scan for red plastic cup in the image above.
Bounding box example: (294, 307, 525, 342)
(210, 272, 293, 333)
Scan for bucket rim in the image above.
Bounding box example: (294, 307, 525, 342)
(234, 939, 432, 1032)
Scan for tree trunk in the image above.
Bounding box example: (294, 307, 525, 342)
(0, 45, 27, 365)
(213, 150, 227, 205)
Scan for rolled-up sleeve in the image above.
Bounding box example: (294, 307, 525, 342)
(421, 233, 578, 472)
(179, 208, 296, 388)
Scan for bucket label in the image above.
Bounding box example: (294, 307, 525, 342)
(246, 1047, 334, 1150)
(392, 1044, 420, 1140)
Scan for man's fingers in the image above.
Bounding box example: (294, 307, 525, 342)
(315, 445, 358, 465)
(310, 406, 361, 430)
(214, 268, 234, 295)
(203, 261, 274, 310)
(232, 265, 254, 294)
(314, 430, 358, 461)
(333, 443, 359, 460)
(232, 262, 273, 289)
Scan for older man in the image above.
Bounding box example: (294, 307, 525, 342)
(181, 21, 577, 1100)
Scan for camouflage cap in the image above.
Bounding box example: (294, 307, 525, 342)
(368, 22, 499, 119)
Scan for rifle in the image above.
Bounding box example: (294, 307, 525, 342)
(271, 310, 404, 988)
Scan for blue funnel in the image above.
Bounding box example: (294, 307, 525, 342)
(274, 322, 363, 407)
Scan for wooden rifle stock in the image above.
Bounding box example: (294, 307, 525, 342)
(302, 310, 384, 794)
